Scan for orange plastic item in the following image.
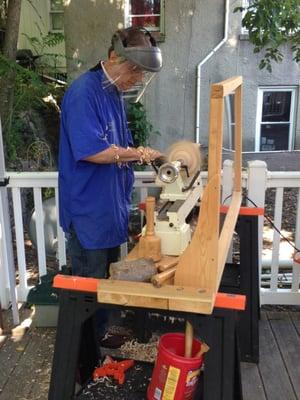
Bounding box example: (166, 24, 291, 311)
(220, 205, 264, 216)
(93, 359, 134, 384)
(214, 292, 246, 310)
(53, 274, 99, 293)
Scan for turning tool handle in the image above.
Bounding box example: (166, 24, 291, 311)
(151, 267, 176, 288)
(185, 320, 194, 358)
(145, 196, 156, 236)
(194, 342, 210, 359)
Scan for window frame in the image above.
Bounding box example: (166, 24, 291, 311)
(49, 0, 64, 33)
(255, 86, 297, 152)
(124, 0, 165, 42)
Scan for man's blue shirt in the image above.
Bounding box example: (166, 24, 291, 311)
(58, 68, 134, 249)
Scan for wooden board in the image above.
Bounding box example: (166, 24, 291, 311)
(0, 328, 55, 399)
(174, 76, 242, 293)
(240, 363, 266, 400)
(211, 76, 243, 98)
(268, 311, 300, 396)
(259, 315, 297, 400)
(157, 256, 179, 271)
(125, 242, 140, 260)
(174, 175, 220, 289)
(98, 280, 215, 314)
(114, 76, 243, 314)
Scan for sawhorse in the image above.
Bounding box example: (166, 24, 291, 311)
(48, 276, 245, 400)
(221, 207, 262, 363)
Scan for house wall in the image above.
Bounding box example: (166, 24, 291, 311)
(63, 0, 300, 152)
(18, 0, 66, 71)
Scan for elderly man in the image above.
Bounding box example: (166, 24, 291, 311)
(59, 27, 163, 280)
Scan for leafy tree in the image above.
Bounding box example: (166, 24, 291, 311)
(0, 0, 22, 145)
(0, 54, 64, 163)
(234, 0, 300, 72)
(0, 0, 65, 167)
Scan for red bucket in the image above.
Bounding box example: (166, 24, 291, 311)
(147, 333, 204, 400)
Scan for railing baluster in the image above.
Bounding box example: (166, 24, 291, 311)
(55, 188, 66, 268)
(270, 187, 284, 292)
(33, 188, 47, 277)
(247, 160, 267, 302)
(12, 188, 28, 299)
(291, 187, 300, 292)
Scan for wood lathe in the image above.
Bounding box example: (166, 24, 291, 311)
(151, 141, 203, 256)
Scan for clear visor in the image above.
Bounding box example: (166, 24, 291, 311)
(103, 59, 156, 102)
(123, 70, 156, 103)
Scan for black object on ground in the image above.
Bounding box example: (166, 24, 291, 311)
(26, 265, 71, 306)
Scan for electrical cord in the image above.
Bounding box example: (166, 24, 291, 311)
(245, 195, 300, 253)
(222, 193, 300, 254)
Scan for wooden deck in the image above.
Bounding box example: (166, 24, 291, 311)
(0, 307, 299, 400)
(241, 308, 300, 400)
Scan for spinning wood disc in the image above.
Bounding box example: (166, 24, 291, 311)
(165, 141, 201, 175)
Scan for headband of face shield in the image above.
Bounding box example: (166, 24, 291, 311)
(111, 28, 162, 73)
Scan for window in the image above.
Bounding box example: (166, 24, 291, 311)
(255, 88, 297, 151)
(50, 0, 64, 32)
(124, 0, 165, 41)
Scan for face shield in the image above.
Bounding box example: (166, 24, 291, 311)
(120, 64, 156, 103)
(111, 30, 162, 101)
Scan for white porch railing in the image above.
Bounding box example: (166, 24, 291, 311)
(261, 169, 300, 304)
(0, 160, 299, 323)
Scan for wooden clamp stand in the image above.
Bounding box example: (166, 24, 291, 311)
(98, 76, 243, 315)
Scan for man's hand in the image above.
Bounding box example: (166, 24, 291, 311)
(83, 145, 164, 165)
(144, 147, 164, 161)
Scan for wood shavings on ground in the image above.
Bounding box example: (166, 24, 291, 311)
(106, 324, 133, 335)
(119, 334, 159, 363)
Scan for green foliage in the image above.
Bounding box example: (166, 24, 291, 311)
(22, 32, 65, 77)
(0, 56, 45, 159)
(126, 101, 160, 147)
(234, 0, 300, 72)
(0, 32, 66, 167)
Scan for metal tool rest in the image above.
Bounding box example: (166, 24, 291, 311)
(48, 276, 245, 400)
